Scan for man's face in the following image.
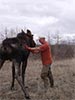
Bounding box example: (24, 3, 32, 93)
(39, 38, 44, 44)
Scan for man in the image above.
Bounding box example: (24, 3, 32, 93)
(25, 37, 54, 88)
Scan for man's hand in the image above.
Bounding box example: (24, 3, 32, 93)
(24, 45, 33, 51)
(23, 44, 40, 53)
(24, 45, 30, 50)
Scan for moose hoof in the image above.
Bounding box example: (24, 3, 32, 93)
(26, 96, 30, 99)
(10, 87, 14, 90)
(25, 86, 28, 88)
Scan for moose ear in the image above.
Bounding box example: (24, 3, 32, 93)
(27, 29, 31, 33)
(26, 29, 34, 36)
(21, 29, 26, 34)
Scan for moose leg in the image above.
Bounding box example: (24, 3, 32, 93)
(22, 60, 27, 85)
(11, 62, 21, 90)
(0, 59, 5, 70)
(11, 63, 15, 90)
(13, 60, 30, 99)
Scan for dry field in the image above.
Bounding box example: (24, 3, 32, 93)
(0, 55, 75, 100)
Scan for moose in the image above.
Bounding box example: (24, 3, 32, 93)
(0, 29, 36, 99)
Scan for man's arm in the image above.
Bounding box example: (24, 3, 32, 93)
(24, 45, 40, 53)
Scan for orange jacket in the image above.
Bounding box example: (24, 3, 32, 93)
(39, 42, 52, 65)
(24, 42, 52, 65)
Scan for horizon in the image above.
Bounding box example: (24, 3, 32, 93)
(0, 0, 75, 36)
(0, 27, 75, 45)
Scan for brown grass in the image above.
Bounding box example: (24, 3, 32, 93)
(0, 56, 75, 100)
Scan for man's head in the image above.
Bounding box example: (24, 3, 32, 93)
(39, 37, 45, 44)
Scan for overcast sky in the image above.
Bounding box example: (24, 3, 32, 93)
(0, 0, 75, 39)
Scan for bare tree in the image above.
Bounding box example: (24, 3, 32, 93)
(10, 28, 16, 37)
(4, 27, 8, 38)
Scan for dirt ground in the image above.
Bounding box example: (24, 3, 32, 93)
(0, 56, 75, 100)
